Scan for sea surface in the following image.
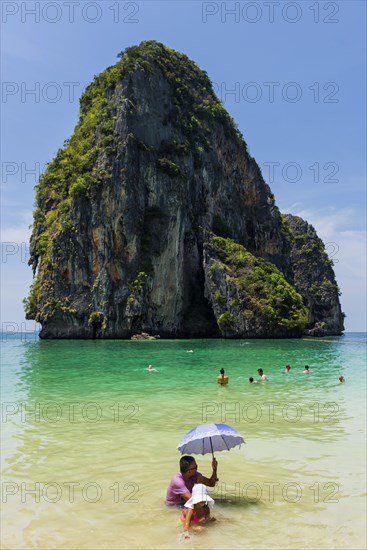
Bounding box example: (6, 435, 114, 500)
(1, 332, 366, 550)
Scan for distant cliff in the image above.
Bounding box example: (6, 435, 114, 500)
(25, 41, 344, 338)
(282, 215, 344, 336)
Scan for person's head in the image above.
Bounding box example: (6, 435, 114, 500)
(194, 500, 206, 509)
(257, 368, 263, 375)
(148, 364, 153, 369)
(180, 456, 198, 476)
(285, 365, 291, 371)
(304, 365, 309, 371)
(339, 375, 345, 382)
(220, 368, 225, 375)
(249, 377, 254, 383)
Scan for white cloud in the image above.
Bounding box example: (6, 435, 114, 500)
(295, 206, 355, 235)
(293, 206, 366, 275)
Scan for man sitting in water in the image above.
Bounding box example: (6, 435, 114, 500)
(166, 456, 218, 506)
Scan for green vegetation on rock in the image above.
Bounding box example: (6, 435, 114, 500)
(88, 311, 106, 328)
(23, 278, 41, 320)
(157, 158, 181, 177)
(209, 236, 308, 334)
(127, 272, 148, 305)
(217, 311, 236, 331)
(280, 213, 295, 246)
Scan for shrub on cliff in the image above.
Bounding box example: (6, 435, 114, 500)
(206, 236, 308, 336)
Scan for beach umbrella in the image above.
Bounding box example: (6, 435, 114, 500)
(177, 423, 245, 458)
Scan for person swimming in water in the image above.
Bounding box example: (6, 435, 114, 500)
(249, 377, 259, 384)
(257, 368, 267, 381)
(339, 375, 345, 383)
(217, 368, 229, 385)
(146, 364, 158, 372)
(284, 365, 291, 373)
(303, 365, 312, 373)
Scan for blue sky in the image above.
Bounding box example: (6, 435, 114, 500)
(1, 0, 366, 332)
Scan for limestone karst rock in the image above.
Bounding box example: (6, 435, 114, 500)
(25, 41, 344, 338)
(283, 214, 344, 336)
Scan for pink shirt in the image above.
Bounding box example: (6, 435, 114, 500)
(166, 472, 201, 505)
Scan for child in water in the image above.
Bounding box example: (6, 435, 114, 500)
(180, 484, 215, 540)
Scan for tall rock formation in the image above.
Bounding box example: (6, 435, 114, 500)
(283, 215, 344, 336)
(25, 41, 344, 338)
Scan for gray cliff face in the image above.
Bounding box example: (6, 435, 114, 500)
(284, 215, 345, 336)
(26, 41, 343, 338)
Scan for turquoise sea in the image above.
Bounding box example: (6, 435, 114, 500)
(1, 333, 366, 549)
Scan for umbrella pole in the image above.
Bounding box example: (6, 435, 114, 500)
(210, 438, 218, 481)
(210, 437, 214, 459)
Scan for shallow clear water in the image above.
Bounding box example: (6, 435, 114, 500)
(1, 333, 366, 549)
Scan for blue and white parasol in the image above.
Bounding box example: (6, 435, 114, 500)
(177, 423, 245, 457)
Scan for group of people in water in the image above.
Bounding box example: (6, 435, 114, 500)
(218, 367, 270, 384)
(217, 366, 346, 384)
(148, 361, 345, 384)
(249, 368, 268, 383)
(161, 356, 346, 541)
(147, 362, 346, 386)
